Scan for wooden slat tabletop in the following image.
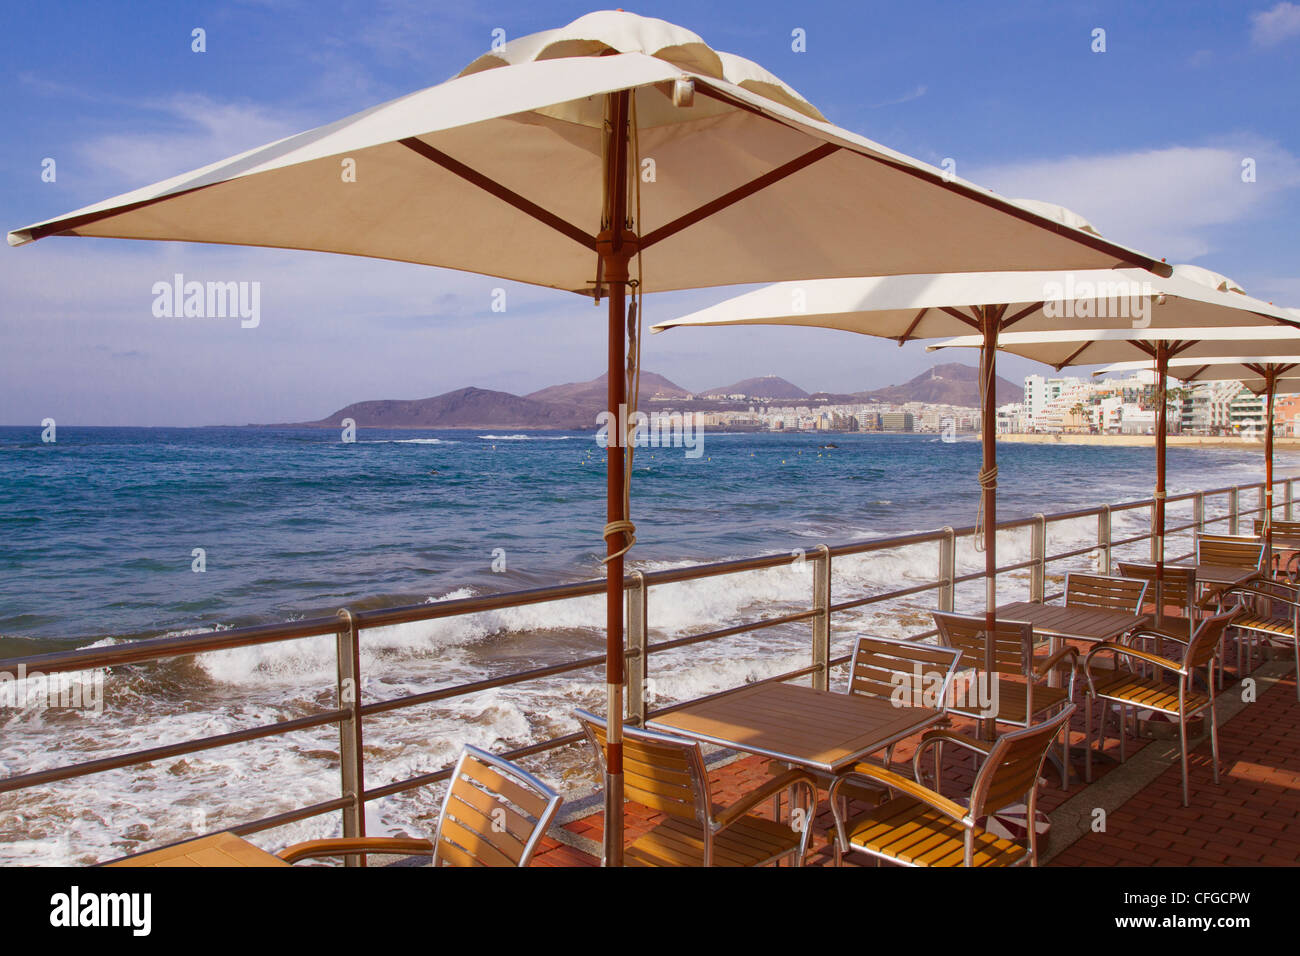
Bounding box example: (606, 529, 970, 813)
(997, 601, 1147, 643)
(106, 831, 289, 868)
(647, 682, 942, 774)
(1169, 564, 1260, 587)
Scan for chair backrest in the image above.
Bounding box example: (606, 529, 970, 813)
(1196, 533, 1265, 570)
(432, 745, 563, 867)
(969, 705, 1075, 820)
(1117, 562, 1197, 619)
(932, 612, 1033, 678)
(1183, 608, 1241, 671)
(1065, 572, 1147, 614)
(1255, 518, 1300, 536)
(847, 635, 962, 708)
(574, 709, 711, 830)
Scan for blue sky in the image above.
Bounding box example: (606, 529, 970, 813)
(3, 0, 1299, 425)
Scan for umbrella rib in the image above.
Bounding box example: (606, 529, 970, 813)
(1055, 340, 1093, 369)
(399, 138, 597, 252)
(1001, 301, 1044, 331)
(939, 306, 982, 329)
(639, 143, 839, 249)
(895, 308, 928, 345)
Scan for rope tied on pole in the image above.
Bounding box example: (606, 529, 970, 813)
(972, 464, 998, 552)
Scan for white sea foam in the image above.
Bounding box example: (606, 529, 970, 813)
(478, 434, 579, 441)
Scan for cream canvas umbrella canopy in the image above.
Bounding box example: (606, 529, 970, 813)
(8, 10, 1170, 864)
(930, 271, 1300, 609)
(1097, 347, 1300, 557)
(650, 255, 1294, 632)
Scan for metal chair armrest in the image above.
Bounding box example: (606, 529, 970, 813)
(277, 837, 434, 864)
(713, 768, 817, 832)
(829, 765, 970, 838)
(1084, 641, 1186, 684)
(1034, 645, 1078, 679)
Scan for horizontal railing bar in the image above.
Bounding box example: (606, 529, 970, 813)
(0, 615, 344, 678)
(643, 663, 824, 720)
(639, 608, 822, 655)
(831, 579, 941, 612)
(363, 731, 588, 802)
(0, 709, 347, 794)
(227, 797, 355, 837)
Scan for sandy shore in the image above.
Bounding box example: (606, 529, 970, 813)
(997, 433, 1300, 450)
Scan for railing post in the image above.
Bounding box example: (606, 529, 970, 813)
(812, 545, 831, 691)
(335, 608, 365, 866)
(1229, 487, 1240, 535)
(1031, 514, 1046, 602)
(1288, 479, 1294, 521)
(1194, 492, 1205, 534)
(626, 572, 647, 727)
(938, 527, 955, 612)
(1097, 506, 1112, 575)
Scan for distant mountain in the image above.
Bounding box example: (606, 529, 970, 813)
(525, 370, 692, 406)
(284, 363, 1022, 430)
(856, 363, 1019, 406)
(297, 387, 589, 429)
(701, 375, 809, 400)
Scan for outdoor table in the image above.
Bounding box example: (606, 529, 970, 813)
(1170, 563, 1261, 606)
(646, 682, 944, 775)
(996, 600, 1150, 688)
(105, 831, 289, 867)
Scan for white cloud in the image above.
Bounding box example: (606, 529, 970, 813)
(868, 85, 927, 109)
(1250, 2, 1300, 46)
(969, 139, 1300, 262)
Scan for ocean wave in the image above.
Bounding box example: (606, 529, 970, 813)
(478, 434, 580, 441)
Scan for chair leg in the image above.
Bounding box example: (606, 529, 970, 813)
(1117, 703, 1127, 764)
(1294, 639, 1299, 701)
(1178, 713, 1190, 807)
(1209, 696, 1220, 787)
(1084, 693, 1094, 783)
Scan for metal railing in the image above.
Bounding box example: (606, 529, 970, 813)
(1, 475, 1294, 863)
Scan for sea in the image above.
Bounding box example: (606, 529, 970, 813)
(0, 425, 1293, 864)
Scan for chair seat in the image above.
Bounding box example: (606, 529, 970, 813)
(1142, 617, 1195, 640)
(624, 813, 800, 867)
(949, 679, 1068, 725)
(1233, 612, 1296, 639)
(841, 796, 1026, 867)
(1090, 672, 1209, 715)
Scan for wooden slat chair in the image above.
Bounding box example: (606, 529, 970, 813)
(277, 745, 562, 866)
(1082, 609, 1239, 806)
(932, 612, 1076, 787)
(843, 635, 963, 768)
(1064, 572, 1148, 618)
(1207, 577, 1300, 700)
(1116, 563, 1203, 673)
(1253, 519, 1300, 580)
(1195, 533, 1266, 683)
(575, 709, 817, 867)
(828, 705, 1074, 867)
(1195, 533, 1265, 572)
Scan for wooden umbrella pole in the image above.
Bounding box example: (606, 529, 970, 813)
(981, 309, 998, 633)
(599, 88, 634, 867)
(1154, 343, 1169, 615)
(1266, 369, 1276, 567)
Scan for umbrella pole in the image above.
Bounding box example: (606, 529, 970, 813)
(1154, 344, 1169, 617)
(981, 311, 998, 631)
(1266, 369, 1276, 570)
(600, 89, 633, 867)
